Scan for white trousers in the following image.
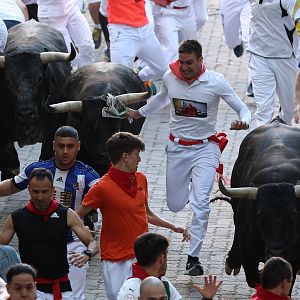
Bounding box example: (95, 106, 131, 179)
(108, 23, 168, 81)
(36, 291, 73, 300)
(193, 0, 208, 31)
(220, 0, 250, 49)
(67, 240, 88, 300)
(102, 258, 135, 300)
(166, 140, 221, 257)
(39, 5, 94, 67)
(152, 4, 197, 64)
(249, 53, 298, 127)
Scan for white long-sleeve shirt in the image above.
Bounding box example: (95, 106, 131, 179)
(139, 69, 251, 140)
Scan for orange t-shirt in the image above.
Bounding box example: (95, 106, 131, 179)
(107, 0, 149, 27)
(82, 172, 148, 261)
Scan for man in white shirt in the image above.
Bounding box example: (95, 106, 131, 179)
(127, 39, 251, 276)
(248, 0, 298, 127)
(117, 233, 182, 300)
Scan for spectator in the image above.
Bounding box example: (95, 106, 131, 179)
(251, 257, 292, 300)
(127, 39, 250, 276)
(78, 132, 189, 300)
(0, 126, 100, 300)
(118, 232, 182, 300)
(6, 263, 37, 300)
(0, 0, 28, 30)
(0, 168, 98, 299)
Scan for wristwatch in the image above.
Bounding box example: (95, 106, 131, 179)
(82, 249, 93, 260)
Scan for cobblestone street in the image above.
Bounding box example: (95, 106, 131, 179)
(1, 0, 300, 299)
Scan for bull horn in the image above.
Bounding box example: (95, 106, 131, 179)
(40, 43, 76, 64)
(219, 177, 258, 199)
(0, 56, 4, 68)
(49, 101, 82, 113)
(115, 92, 150, 105)
(294, 185, 300, 197)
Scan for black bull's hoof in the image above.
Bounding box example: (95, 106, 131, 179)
(225, 259, 241, 276)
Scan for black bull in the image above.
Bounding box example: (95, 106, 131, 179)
(219, 123, 300, 290)
(0, 20, 75, 179)
(46, 62, 149, 176)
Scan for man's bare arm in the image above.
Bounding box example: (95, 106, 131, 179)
(0, 215, 15, 244)
(67, 209, 98, 267)
(0, 179, 21, 197)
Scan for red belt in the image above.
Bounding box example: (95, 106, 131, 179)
(169, 133, 216, 146)
(169, 133, 228, 175)
(36, 274, 69, 300)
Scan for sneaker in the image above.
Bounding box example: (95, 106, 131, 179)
(92, 27, 102, 49)
(246, 82, 254, 97)
(233, 42, 244, 58)
(185, 255, 204, 276)
(144, 80, 157, 95)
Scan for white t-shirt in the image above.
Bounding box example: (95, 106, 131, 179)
(37, 0, 77, 18)
(0, 0, 25, 23)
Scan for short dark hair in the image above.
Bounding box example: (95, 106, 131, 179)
(106, 132, 145, 164)
(134, 233, 169, 267)
(54, 126, 79, 140)
(6, 263, 37, 284)
(178, 40, 202, 58)
(28, 168, 53, 185)
(261, 257, 292, 289)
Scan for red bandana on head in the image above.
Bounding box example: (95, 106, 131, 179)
(169, 60, 206, 84)
(26, 199, 59, 221)
(108, 167, 137, 197)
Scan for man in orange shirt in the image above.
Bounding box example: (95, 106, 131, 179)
(77, 132, 189, 300)
(105, 0, 168, 81)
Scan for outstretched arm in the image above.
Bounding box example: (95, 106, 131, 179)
(0, 179, 21, 197)
(193, 275, 222, 300)
(126, 87, 170, 119)
(146, 204, 190, 242)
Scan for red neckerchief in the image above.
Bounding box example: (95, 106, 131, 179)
(108, 167, 137, 198)
(36, 275, 69, 300)
(169, 60, 206, 84)
(251, 285, 289, 300)
(26, 199, 59, 221)
(130, 262, 149, 280)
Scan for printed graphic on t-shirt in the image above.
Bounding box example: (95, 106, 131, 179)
(173, 98, 207, 118)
